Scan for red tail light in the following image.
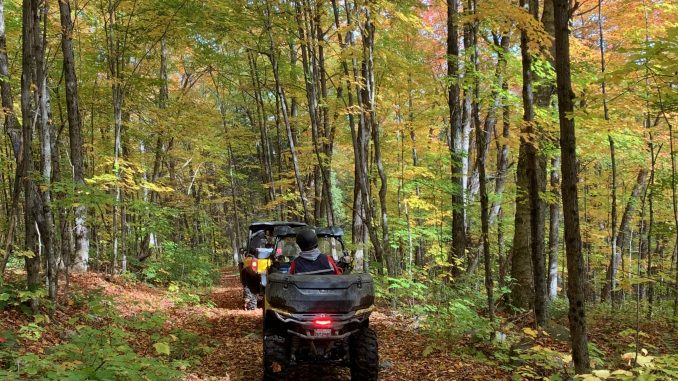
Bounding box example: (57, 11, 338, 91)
(250, 258, 258, 271)
(313, 317, 333, 327)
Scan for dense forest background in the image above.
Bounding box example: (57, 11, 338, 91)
(0, 0, 676, 379)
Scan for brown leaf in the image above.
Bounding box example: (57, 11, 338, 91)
(271, 362, 282, 373)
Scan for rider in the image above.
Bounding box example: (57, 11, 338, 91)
(289, 228, 342, 275)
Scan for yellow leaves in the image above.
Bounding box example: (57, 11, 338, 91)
(621, 350, 655, 367)
(577, 369, 632, 380)
(523, 327, 538, 338)
(16, 250, 36, 259)
(405, 195, 435, 212)
(85, 157, 173, 194)
(140, 181, 174, 193)
(475, 0, 552, 55)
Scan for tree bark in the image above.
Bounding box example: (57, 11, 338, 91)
(59, 0, 89, 273)
(547, 157, 561, 300)
(447, 0, 465, 276)
(0, 0, 19, 161)
(0, 0, 22, 278)
(602, 169, 649, 299)
(475, 43, 495, 323)
(489, 34, 510, 225)
(512, 0, 538, 309)
(554, 0, 591, 372)
(21, 0, 41, 311)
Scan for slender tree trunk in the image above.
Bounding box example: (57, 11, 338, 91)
(475, 55, 495, 324)
(0, 0, 22, 278)
(489, 34, 510, 225)
(665, 112, 678, 316)
(330, 0, 366, 270)
(521, 0, 548, 327)
(0, 0, 19, 161)
(294, 0, 333, 224)
(447, 0, 465, 276)
(512, 0, 538, 311)
(263, 1, 310, 223)
(359, 5, 390, 274)
(554, 0, 591, 372)
(59, 0, 89, 272)
(548, 157, 561, 300)
(602, 169, 649, 299)
(408, 78, 424, 266)
(21, 0, 41, 312)
(646, 132, 657, 318)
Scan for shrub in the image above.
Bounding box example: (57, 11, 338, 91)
(0, 326, 182, 380)
(142, 241, 219, 288)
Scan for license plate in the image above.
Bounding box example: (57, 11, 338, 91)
(314, 329, 332, 337)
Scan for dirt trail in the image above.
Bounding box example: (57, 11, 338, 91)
(173, 271, 509, 381)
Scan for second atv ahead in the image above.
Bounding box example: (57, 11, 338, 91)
(262, 227, 379, 380)
(238, 221, 306, 310)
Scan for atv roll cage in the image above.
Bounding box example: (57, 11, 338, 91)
(269, 225, 351, 275)
(262, 225, 379, 380)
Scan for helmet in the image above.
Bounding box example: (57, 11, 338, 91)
(296, 228, 318, 251)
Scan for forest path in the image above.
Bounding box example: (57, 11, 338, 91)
(177, 269, 510, 381)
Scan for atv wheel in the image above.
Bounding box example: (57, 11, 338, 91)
(263, 334, 288, 381)
(243, 286, 257, 310)
(349, 327, 379, 381)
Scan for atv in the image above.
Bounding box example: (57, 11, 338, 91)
(239, 221, 306, 310)
(262, 226, 379, 380)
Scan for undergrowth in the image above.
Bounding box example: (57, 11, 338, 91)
(0, 286, 213, 380)
(376, 268, 678, 380)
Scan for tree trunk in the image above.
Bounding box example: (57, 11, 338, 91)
(263, 1, 310, 223)
(489, 34, 510, 225)
(408, 78, 425, 266)
(0, 0, 19, 161)
(602, 169, 649, 299)
(0, 0, 22, 278)
(330, 0, 366, 271)
(511, 0, 539, 310)
(21, 0, 41, 312)
(475, 25, 495, 322)
(294, 0, 334, 225)
(59, 0, 89, 272)
(554, 0, 591, 372)
(447, 0, 465, 276)
(548, 157, 561, 300)
(666, 112, 678, 316)
(646, 132, 657, 318)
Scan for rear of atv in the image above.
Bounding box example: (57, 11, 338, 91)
(238, 221, 306, 310)
(262, 273, 379, 380)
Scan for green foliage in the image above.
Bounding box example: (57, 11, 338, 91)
(0, 280, 47, 312)
(166, 282, 205, 307)
(377, 270, 494, 342)
(510, 345, 572, 381)
(547, 297, 570, 321)
(0, 326, 182, 380)
(142, 241, 219, 288)
(0, 292, 183, 380)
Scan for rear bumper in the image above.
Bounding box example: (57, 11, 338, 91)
(269, 307, 374, 340)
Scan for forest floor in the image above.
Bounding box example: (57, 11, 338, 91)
(1, 268, 509, 381)
(2, 268, 676, 380)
